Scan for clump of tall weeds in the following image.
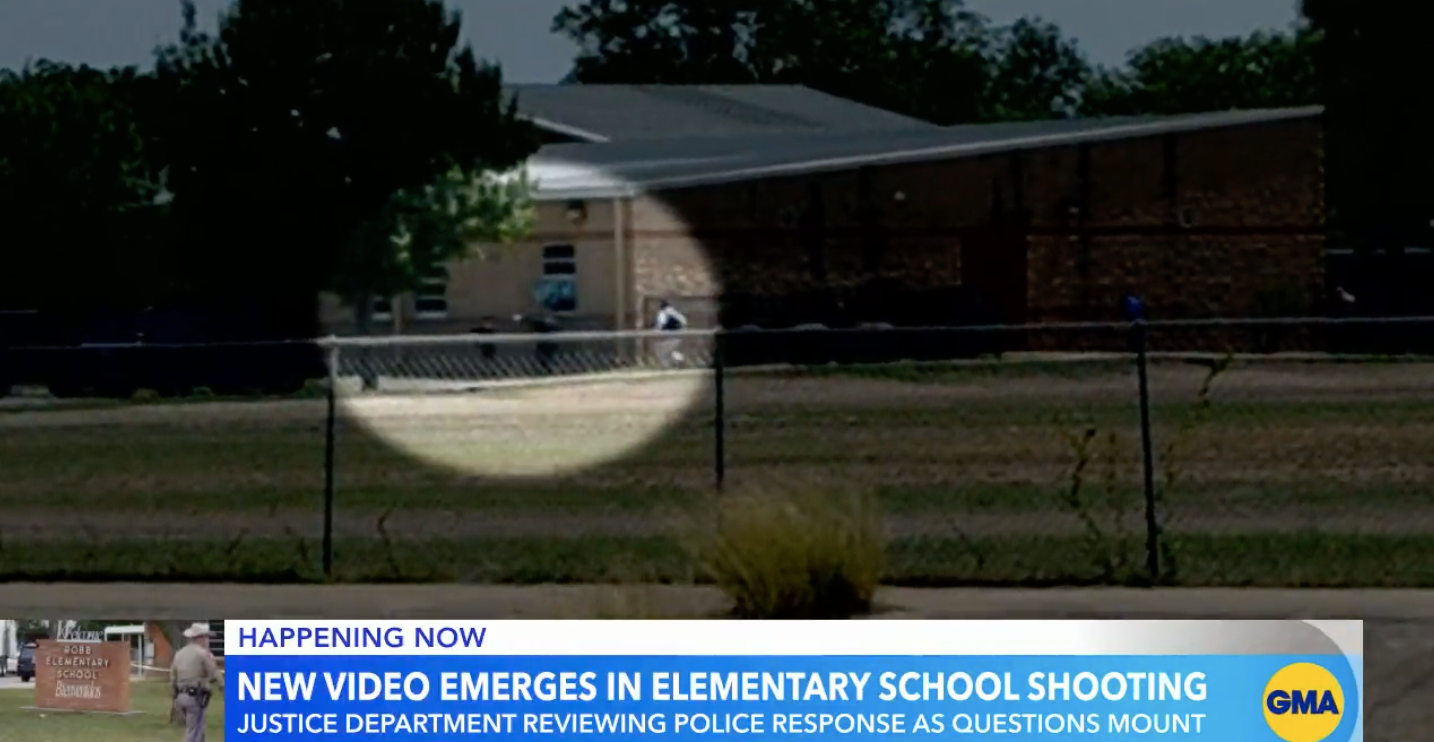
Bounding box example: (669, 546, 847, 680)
(1052, 352, 1232, 585)
(692, 486, 885, 619)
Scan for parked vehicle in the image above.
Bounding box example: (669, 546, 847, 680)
(16, 642, 36, 682)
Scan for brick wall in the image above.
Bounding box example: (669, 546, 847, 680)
(630, 116, 1325, 337)
(1022, 119, 1324, 323)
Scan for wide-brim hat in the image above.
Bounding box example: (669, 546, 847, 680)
(182, 623, 212, 639)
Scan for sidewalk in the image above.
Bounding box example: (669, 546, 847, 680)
(5, 584, 1433, 618)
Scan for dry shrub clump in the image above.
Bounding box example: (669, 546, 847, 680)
(694, 487, 885, 619)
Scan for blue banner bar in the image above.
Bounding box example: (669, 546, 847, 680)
(226, 654, 1360, 741)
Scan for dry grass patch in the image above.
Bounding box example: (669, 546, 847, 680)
(692, 487, 885, 619)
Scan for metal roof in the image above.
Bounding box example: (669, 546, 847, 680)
(504, 84, 940, 142)
(525, 106, 1323, 200)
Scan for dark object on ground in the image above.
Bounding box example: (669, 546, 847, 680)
(472, 320, 498, 360)
(16, 642, 35, 682)
(514, 314, 561, 374)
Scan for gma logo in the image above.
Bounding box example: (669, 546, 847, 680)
(1266, 688, 1340, 716)
(1262, 662, 1346, 742)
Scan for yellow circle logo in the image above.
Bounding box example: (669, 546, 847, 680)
(1263, 662, 1344, 742)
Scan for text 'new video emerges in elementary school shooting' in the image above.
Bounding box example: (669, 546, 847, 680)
(216, 620, 1361, 741)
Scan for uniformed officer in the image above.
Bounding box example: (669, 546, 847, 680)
(171, 623, 223, 742)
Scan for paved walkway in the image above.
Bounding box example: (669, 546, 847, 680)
(5, 584, 1432, 618)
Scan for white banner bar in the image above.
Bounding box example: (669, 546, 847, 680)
(223, 620, 1362, 657)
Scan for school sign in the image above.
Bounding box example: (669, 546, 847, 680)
(33, 627, 132, 713)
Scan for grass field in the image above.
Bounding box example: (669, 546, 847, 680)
(2, 354, 1433, 586)
(0, 680, 224, 742)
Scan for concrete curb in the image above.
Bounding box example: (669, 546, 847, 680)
(4, 585, 1433, 619)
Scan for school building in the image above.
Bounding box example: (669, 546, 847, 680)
(318, 85, 1325, 336)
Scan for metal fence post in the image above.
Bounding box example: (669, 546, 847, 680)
(1132, 319, 1160, 584)
(713, 331, 726, 491)
(323, 339, 339, 579)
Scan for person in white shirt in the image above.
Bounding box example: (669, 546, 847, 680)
(653, 300, 688, 367)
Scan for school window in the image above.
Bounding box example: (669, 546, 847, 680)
(371, 296, 393, 321)
(538, 243, 577, 312)
(414, 269, 448, 319)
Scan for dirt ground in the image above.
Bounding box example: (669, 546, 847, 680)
(4, 359, 1434, 428)
(0, 357, 1427, 586)
(6, 506, 1434, 539)
(3, 360, 1434, 538)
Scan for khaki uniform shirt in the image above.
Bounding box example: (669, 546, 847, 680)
(171, 644, 221, 690)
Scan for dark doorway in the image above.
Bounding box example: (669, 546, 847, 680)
(961, 225, 1028, 327)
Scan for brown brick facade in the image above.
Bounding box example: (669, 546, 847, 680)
(326, 115, 1324, 344)
(630, 116, 1325, 331)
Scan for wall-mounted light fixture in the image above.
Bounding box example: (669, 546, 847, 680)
(892, 190, 907, 203)
(565, 199, 587, 224)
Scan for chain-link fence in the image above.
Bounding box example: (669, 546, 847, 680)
(3, 317, 1432, 586)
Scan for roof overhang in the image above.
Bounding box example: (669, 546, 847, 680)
(527, 160, 637, 201)
(524, 115, 610, 143)
(524, 106, 1324, 202)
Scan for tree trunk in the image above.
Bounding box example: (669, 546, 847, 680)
(352, 292, 379, 391)
(158, 621, 189, 724)
(157, 621, 187, 650)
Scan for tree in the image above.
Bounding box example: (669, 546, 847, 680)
(17, 620, 51, 639)
(554, 0, 1098, 125)
(148, 0, 540, 333)
(553, 0, 996, 125)
(1081, 28, 1319, 116)
(981, 18, 1090, 121)
(335, 167, 535, 333)
(554, 0, 766, 84)
(0, 62, 170, 312)
(1302, 0, 1429, 250)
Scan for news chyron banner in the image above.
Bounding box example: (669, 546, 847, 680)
(226, 620, 1363, 741)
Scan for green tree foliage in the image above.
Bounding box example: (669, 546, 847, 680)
(1082, 28, 1319, 116)
(0, 62, 169, 311)
(554, 0, 768, 84)
(148, 0, 540, 324)
(555, 0, 1322, 125)
(17, 619, 51, 638)
(554, 0, 1077, 125)
(339, 167, 534, 332)
(982, 18, 1090, 121)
